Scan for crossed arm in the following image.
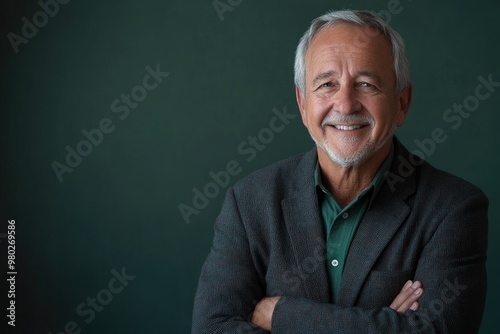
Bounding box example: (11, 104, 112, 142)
(251, 279, 424, 331)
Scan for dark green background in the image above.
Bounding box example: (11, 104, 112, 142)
(1, 0, 498, 333)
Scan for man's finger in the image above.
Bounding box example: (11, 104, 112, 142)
(389, 280, 424, 313)
(389, 280, 413, 309)
(410, 301, 419, 311)
(396, 286, 423, 313)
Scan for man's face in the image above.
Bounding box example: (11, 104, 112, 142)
(297, 23, 411, 168)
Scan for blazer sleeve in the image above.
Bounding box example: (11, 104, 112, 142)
(192, 188, 269, 334)
(271, 190, 488, 334)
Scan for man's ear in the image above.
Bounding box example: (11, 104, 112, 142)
(396, 84, 412, 127)
(295, 86, 308, 126)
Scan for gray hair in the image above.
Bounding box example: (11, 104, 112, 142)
(294, 10, 410, 95)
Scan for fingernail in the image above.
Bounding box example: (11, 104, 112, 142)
(404, 280, 412, 290)
(411, 281, 419, 289)
(414, 288, 422, 295)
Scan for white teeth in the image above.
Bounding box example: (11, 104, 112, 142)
(334, 125, 361, 130)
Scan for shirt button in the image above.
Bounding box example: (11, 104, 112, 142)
(331, 259, 339, 267)
(342, 212, 349, 219)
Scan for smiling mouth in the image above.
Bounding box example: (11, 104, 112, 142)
(332, 124, 367, 131)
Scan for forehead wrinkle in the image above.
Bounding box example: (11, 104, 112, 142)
(312, 70, 337, 86)
(356, 70, 383, 86)
(308, 45, 389, 87)
(308, 45, 366, 76)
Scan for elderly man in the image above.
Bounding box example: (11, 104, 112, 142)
(192, 10, 488, 334)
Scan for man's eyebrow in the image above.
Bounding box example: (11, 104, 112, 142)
(312, 70, 383, 87)
(356, 71, 383, 85)
(312, 71, 337, 86)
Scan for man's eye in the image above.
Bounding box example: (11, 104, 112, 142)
(320, 82, 333, 88)
(358, 82, 375, 88)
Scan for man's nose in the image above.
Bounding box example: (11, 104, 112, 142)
(332, 85, 362, 115)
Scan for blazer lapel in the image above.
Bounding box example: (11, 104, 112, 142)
(337, 140, 417, 306)
(281, 149, 331, 303)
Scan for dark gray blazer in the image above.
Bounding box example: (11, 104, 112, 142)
(192, 138, 488, 334)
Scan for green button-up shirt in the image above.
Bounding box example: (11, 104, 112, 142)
(314, 145, 394, 302)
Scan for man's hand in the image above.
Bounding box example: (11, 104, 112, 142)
(251, 296, 281, 331)
(390, 280, 424, 313)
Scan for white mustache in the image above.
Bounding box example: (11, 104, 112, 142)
(321, 114, 374, 127)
